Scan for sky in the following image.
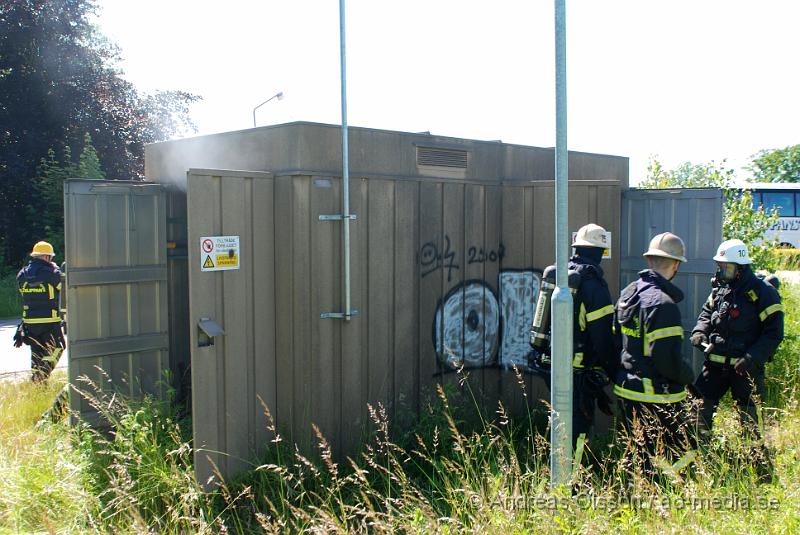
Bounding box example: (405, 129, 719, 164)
(92, 0, 800, 184)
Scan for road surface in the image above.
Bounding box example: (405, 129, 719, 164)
(0, 318, 68, 381)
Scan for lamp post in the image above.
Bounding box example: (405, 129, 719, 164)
(252, 91, 284, 127)
(550, 0, 573, 488)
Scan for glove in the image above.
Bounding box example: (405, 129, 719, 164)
(734, 354, 753, 376)
(13, 324, 24, 348)
(14, 329, 24, 347)
(690, 332, 708, 349)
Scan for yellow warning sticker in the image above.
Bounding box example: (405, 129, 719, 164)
(203, 256, 215, 269)
(216, 253, 238, 268)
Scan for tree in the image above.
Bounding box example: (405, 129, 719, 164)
(748, 145, 800, 183)
(29, 146, 76, 258)
(27, 135, 103, 257)
(78, 132, 105, 180)
(0, 0, 199, 267)
(640, 157, 779, 270)
(639, 158, 732, 189)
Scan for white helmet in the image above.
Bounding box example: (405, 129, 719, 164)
(713, 239, 751, 265)
(572, 223, 608, 248)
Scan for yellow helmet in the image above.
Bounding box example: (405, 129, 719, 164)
(31, 241, 55, 256)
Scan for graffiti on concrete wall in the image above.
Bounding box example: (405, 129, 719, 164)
(434, 281, 500, 368)
(498, 270, 540, 368)
(419, 235, 505, 282)
(433, 269, 541, 370)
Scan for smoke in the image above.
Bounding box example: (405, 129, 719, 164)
(144, 127, 283, 191)
(145, 135, 235, 191)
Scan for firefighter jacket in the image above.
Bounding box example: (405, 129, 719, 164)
(614, 269, 695, 404)
(17, 258, 62, 325)
(693, 267, 783, 367)
(569, 255, 617, 375)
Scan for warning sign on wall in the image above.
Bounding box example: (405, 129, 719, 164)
(200, 235, 240, 272)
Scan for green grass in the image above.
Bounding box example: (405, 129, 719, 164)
(1, 285, 800, 533)
(0, 372, 95, 533)
(0, 273, 21, 320)
(774, 248, 800, 271)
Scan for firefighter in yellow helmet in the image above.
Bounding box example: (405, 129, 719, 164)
(15, 241, 65, 382)
(614, 232, 698, 476)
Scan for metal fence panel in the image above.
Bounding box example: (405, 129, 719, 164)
(64, 179, 169, 422)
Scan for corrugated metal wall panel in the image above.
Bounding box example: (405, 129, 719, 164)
(64, 180, 169, 422)
(166, 190, 191, 403)
(187, 170, 624, 485)
(620, 188, 724, 373)
(251, 177, 278, 454)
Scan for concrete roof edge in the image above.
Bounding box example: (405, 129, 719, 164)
(147, 120, 630, 162)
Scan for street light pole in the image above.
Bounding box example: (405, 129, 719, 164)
(339, 0, 353, 321)
(252, 91, 284, 127)
(550, 0, 573, 488)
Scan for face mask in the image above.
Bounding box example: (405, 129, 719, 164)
(716, 262, 737, 282)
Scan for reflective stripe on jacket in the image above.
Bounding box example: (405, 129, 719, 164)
(614, 269, 695, 403)
(18, 259, 62, 324)
(570, 257, 616, 374)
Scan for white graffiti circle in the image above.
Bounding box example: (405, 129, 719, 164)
(498, 270, 541, 368)
(434, 281, 500, 368)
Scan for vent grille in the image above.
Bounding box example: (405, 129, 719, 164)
(416, 147, 468, 168)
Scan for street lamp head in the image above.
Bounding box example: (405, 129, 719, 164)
(253, 91, 285, 127)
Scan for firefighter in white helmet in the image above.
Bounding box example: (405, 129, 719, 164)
(690, 239, 783, 481)
(562, 224, 618, 466)
(614, 232, 698, 475)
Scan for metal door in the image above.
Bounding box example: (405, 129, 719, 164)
(620, 188, 723, 372)
(64, 180, 169, 423)
(186, 169, 277, 486)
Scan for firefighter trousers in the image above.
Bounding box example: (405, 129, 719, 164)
(618, 398, 697, 476)
(693, 363, 765, 441)
(26, 323, 64, 383)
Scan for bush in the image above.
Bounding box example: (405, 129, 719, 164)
(774, 248, 800, 271)
(0, 272, 21, 320)
(722, 188, 779, 271)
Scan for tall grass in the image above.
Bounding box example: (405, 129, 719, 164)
(1, 284, 799, 533)
(765, 280, 800, 407)
(68, 375, 219, 533)
(0, 371, 95, 533)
